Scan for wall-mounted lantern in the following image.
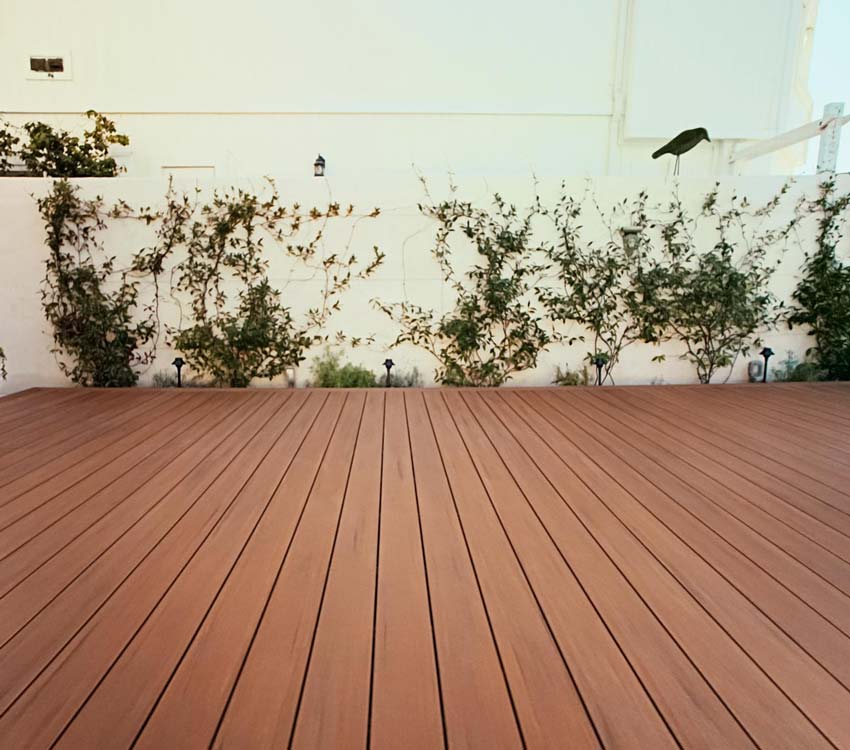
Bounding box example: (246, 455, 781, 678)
(314, 154, 326, 177)
(621, 227, 640, 254)
(760, 347, 774, 383)
(383, 358, 394, 387)
(172, 357, 185, 388)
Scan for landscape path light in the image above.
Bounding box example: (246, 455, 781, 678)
(760, 347, 774, 383)
(592, 355, 607, 386)
(172, 357, 185, 388)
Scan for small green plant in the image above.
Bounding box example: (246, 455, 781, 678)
(389, 366, 424, 387)
(553, 365, 589, 386)
(150, 369, 209, 387)
(151, 370, 177, 387)
(788, 178, 850, 380)
(1, 111, 129, 176)
(376, 189, 551, 386)
(311, 350, 377, 387)
(36, 179, 158, 386)
(772, 351, 825, 382)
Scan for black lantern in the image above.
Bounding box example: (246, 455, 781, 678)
(760, 347, 774, 383)
(313, 154, 326, 177)
(621, 227, 640, 254)
(172, 357, 185, 388)
(592, 354, 607, 386)
(383, 358, 394, 387)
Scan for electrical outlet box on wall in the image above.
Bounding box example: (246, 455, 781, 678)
(26, 53, 72, 81)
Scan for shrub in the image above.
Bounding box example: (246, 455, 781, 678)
(0, 127, 20, 173)
(311, 350, 377, 387)
(553, 365, 589, 386)
(150, 369, 210, 387)
(175, 280, 314, 388)
(1, 111, 129, 177)
(389, 366, 424, 387)
(772, 351, 825, 382)
(151, 370, 177, 387)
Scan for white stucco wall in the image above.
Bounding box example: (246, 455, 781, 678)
(0, 0, 817, 178)
(0, 173, 843, 395)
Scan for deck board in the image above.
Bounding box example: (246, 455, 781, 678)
(290, 390, 384, 749)
(445, 390, 678, 750)
(134, 390, 328, 750)
(1, 384, 850, 749)
(369, 390, 444, 750)
(404, 391, 523, 749)
(212, 391, 361, 749)
(425, 390, 601, 749)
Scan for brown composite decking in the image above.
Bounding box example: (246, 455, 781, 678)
(0, 385, 849, 749)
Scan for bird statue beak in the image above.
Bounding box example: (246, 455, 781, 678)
(706, 135, 711, 142)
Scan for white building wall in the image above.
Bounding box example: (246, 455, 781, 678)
(0, 0, 818, 179)
(0, 0, 831, 393)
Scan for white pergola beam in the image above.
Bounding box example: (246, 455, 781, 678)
(729, 102, 849, 167)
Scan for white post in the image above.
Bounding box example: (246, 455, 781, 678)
(817, 102, 844, 173)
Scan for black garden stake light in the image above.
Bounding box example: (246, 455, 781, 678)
(592, 354, 607, 386)
(760, 347, 774, 383)
(172, 357, 185, 388)
(383, 358, 394, 387)
(313, 154, 326, 177)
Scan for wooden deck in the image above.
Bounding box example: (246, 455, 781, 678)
(0, 384, 849, 749)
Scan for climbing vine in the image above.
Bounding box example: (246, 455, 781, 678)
(36, 180, 160, 386)
(788, 178, 850, 380)
(637, 184, 793, 383)
(34, 178, 383, 388)
(28, 174, 835, 389)
(540, 187, 659, 384)
(375, 189, 551, 386)
(154, 180, 383, 387)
